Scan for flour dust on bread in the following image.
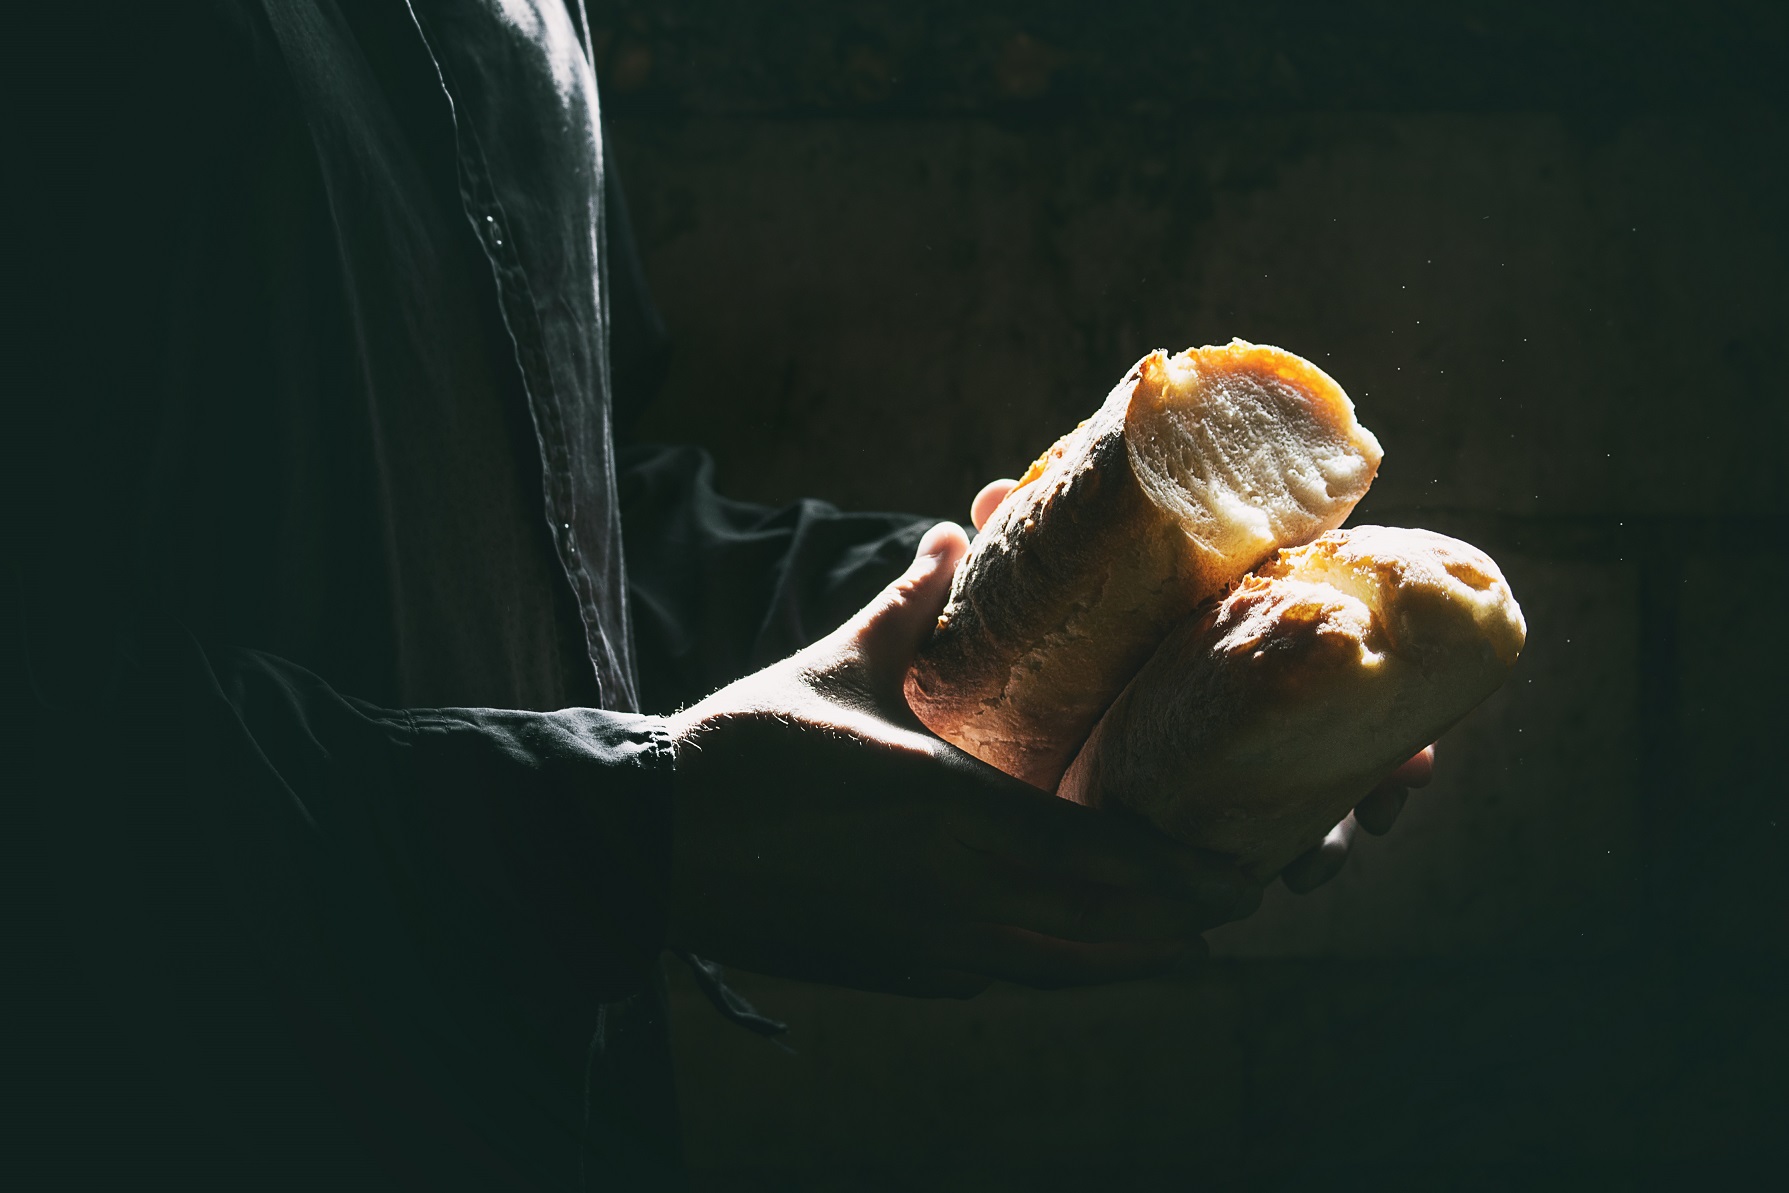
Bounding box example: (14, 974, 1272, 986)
(1060, 526, 1526, 879)
(905, 340, 1383, 790)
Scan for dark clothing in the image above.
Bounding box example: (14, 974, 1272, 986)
(7, 3, 928, 1189)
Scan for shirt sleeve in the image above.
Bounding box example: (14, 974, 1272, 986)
(617, 442, 941, 713)
(9, 9, 680, 1179)
(8, 593, 677, 1170)
(10, 2, 677, 1007)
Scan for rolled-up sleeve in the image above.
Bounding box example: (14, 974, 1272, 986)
(136, 625, 678, 1011)
(11, 606, 678, 1166)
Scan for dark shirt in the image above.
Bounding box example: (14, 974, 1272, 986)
(7, 3, 930, 1189)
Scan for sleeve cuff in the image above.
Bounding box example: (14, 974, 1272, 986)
(395, 706, 678, 1005)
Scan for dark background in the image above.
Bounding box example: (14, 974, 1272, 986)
(591, 2, 1786, 1188)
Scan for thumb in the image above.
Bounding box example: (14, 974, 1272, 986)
(845, 521, 969, 694)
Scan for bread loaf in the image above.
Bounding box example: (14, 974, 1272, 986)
(905, 340, 1383, 789)
(1059, 526, 1526, 878)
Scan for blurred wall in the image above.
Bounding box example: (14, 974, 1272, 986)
(594, 2, 1787, 1187)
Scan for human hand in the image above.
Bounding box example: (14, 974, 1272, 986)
(666, 521, 1261, 997)
(1277, 746, 1435, 893)
(974, 478, 1440, 896)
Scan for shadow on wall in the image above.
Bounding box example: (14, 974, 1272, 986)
(593, 1, 1788, 1186)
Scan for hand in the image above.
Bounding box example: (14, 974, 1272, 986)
(1279, 746, 1435, 893)
(666, 521, 1261, 997)
(974, 477, 1440, 897)
(969, 477, 1023, 532)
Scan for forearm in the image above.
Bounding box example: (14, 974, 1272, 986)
(17, 608, 678, 1025)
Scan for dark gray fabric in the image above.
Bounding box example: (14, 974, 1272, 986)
(10, 3, 681, 1189)
(407, 0, 640, 711)
(9, 0, 698, 1181)
(8, 2, 938, 1187)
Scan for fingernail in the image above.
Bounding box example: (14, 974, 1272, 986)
(917, 521, 962, 558)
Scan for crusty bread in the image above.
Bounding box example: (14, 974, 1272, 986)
(1059, 526, 1527, 879)
(905, 340, 1383, 789)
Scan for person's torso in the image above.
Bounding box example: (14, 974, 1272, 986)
(142, 0, 638, 713)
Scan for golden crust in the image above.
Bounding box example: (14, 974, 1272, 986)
(904, 363, 1183, 788)
(1058, 526, 1526, 878)
(905, 340, 1382, 790)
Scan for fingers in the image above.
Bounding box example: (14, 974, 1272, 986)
(970, 478, 1019, 531)
(845, 521, 968, 689)
(1281, 815, 1357, 894)
(951, 772, 1257, 913)
(1389, 744, 1436, 787)
(1353, 783, 1407, 836)
(1354, 744, 1438, 835)
(939, 925, 1205, 990)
